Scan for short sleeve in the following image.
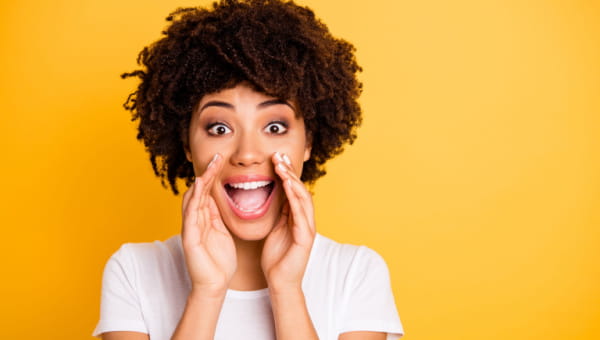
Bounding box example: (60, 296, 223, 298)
(92, 244, 148, 337)
(338, 247, 404, 340)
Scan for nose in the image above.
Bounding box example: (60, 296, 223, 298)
(229, 131, 266, 167)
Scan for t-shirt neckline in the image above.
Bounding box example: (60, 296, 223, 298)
(226, 287, 270, 299)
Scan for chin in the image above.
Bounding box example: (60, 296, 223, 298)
(226, 219, 276, 241)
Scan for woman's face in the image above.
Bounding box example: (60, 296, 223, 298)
(186, 83, 311, 241)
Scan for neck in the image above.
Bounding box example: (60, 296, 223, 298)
(229, 236, 267, 291)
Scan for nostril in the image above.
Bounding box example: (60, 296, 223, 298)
(230, 151, 266, 166)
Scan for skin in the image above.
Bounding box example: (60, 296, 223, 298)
(102, 84, 386, 340)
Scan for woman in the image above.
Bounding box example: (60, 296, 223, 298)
(93, 0, 404, 339)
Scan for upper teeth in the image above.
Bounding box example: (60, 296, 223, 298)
(229, 181, 271, 190)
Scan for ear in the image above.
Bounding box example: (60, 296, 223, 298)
(303, 143, 312, 162)
(303, 130, 313, 162)
(183, 139, 193, 163)
(182, 131, 193, 163)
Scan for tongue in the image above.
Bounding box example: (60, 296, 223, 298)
(230, 187, 270, 211)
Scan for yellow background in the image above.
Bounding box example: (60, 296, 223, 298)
(0, 0, 598, 339)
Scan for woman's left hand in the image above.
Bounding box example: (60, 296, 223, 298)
(261, 152, 316, 293)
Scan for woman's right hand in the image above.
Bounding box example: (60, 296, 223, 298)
(181, 154, 236, 297)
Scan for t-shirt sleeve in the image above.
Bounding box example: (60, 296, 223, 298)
(92, 244, 148, 337)
(338, 246, 404, 340)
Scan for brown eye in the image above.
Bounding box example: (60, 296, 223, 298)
(207, 123, 232, 136)
(265, 122, 287, 134)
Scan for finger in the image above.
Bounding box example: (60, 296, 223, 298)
(273, 156, 301, 190)
(272, 152, 297, 176)
(183, 154, 224, 244)
(272, 151, 290, 167)
(284, 179, 316, 247)
(202, 153, 222, 180)
(184, 178, 203, 222)
(275, 157, 312, 208)
(273, 153, 305, 186)
(182, 179, 203, 247)
(273, 153, 312, 218)
(271, 202, 290, 233)
(282, 177, 308, 229)
(287, 177, 315, 233)
(184, 178, 212, 236)
(200, 154, 221, 187)
(273, 151, 294, 170)
(273, 152, 316, 235)
(272, 152, 289, 180)
(182, 183, 194, 215)
(280, 202, 290, 219)
(199, 154, 223, 206)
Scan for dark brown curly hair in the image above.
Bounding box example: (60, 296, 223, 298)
(122, 0, 363, 194)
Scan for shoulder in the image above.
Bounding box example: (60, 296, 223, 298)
(102, 235, 184, 284)
(109, 235, 182, 263)
(304, 234, 403, 337)
(306, 233, 392, 292)
(95, 236, 185, 337)
(311, 233, 389, 272)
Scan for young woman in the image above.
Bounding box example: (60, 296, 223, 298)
(93, 0, 404, 339)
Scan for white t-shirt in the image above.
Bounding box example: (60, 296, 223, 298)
(93, 233, 404, 340)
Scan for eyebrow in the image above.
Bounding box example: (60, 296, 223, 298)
(197, 101, 234, 113)
(197, 99, 296, 114)
(258, 99, 296, 112)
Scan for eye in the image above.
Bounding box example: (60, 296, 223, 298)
(264, 121, 288, 134)
(207, 123, 232, 136)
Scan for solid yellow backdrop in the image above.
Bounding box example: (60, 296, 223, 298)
(0, 0, 598, 339)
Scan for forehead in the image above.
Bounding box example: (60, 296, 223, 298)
(199, 83, 274, 103)
(195, 83, 299, 117)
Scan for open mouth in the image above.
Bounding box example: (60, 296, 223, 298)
(224, 180, 276, 219)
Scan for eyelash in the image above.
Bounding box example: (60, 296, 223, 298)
(264, 121, 288, 134)
(205, 121, 288, 136)
(206, 122, 232, 136)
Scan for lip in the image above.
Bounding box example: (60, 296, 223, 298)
(222, 174, 277, 220)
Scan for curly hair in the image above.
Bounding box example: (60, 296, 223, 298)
(122, 0, 363, 194)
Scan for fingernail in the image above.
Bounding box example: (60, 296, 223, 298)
(282, 154, 291, 165)
(274, 152, 283, 162)
(277, 163, 287, 172)
(207, 154, 219, 168)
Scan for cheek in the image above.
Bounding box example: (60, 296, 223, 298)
(188, 137, 219, 175)
(274, 134, 310, 173)
(280, 143, 309, 176)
